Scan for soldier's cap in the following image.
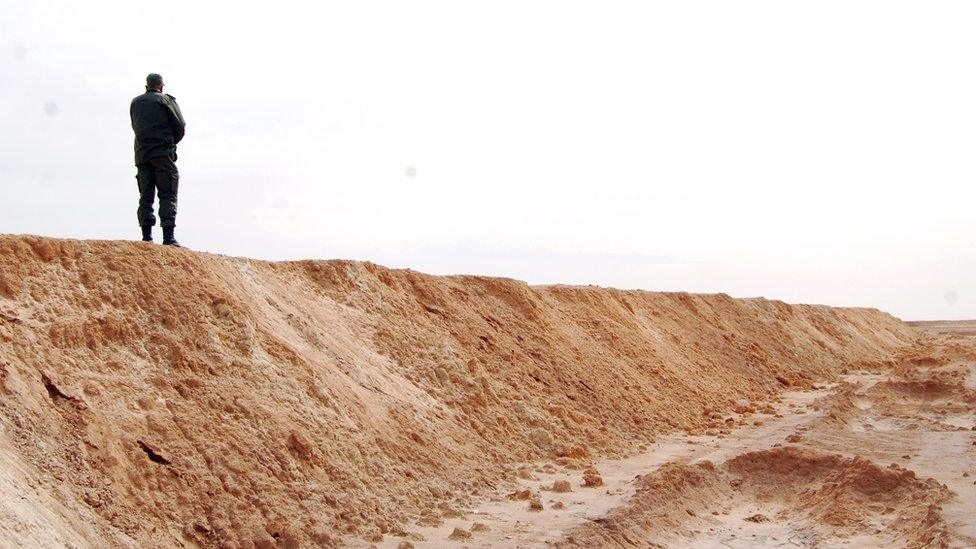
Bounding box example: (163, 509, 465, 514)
(146, 73, 164, 87)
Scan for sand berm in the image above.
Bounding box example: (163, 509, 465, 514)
(0, 235, 921, 547)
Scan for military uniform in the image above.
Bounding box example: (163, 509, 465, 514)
(130, 90, 185, 229)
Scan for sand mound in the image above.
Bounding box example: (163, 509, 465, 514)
(728, 447, 951, 544)
(0, 235, 921, 546)
(811, 383, 863, 427)
(876, 377, 975, 403)
(558, 446, 952, 548)
(866, 370, 976, 421)
(876, 379, 974, 406)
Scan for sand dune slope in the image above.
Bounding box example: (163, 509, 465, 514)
(0, 235, 922, 547)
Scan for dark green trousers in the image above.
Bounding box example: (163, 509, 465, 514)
(136, 155, 179, 228)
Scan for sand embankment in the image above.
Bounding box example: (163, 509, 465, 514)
(0, 235, 922, 547)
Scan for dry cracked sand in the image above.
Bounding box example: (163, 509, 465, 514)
(0, 235, 974, 548)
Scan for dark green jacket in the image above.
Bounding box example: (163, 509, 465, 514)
(130, 90, 185, 165)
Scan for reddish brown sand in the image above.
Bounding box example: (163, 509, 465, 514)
(0, 235, 972, 547)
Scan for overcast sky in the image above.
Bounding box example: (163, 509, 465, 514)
(1, 1, 973, 320)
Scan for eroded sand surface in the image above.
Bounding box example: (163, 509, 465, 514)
(380, 360, 976, 548)
(0, 236, 973, 548)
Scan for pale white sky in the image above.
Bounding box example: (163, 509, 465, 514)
(1, 1, 973, 320)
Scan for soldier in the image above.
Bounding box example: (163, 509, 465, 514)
(130, 73, 185, 246)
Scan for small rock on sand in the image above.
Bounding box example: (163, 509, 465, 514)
(471, 522, 490, 532)
(745, 513, 770, 523)
(529, 497, 544, 511)
(583, 468, 604, 487)
(448, 527, 472, 541)
(552, 479, 572, 492)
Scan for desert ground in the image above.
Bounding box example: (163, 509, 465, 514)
(0, 235, 973, 548)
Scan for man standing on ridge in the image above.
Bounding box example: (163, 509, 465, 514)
(130, 73, 185, 246)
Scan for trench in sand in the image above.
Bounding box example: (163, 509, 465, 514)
(378, 382, 833, 547)
(379, 365, 976, 548)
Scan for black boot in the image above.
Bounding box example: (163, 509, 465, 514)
(141, 226, 153, 242)
(162, 227, 181, 247)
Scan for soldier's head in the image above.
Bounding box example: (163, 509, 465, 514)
(145, 73, 164, 92)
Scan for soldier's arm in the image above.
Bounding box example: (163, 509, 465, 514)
(130, 100, 139, 132)
(166, 95, 186, 144)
